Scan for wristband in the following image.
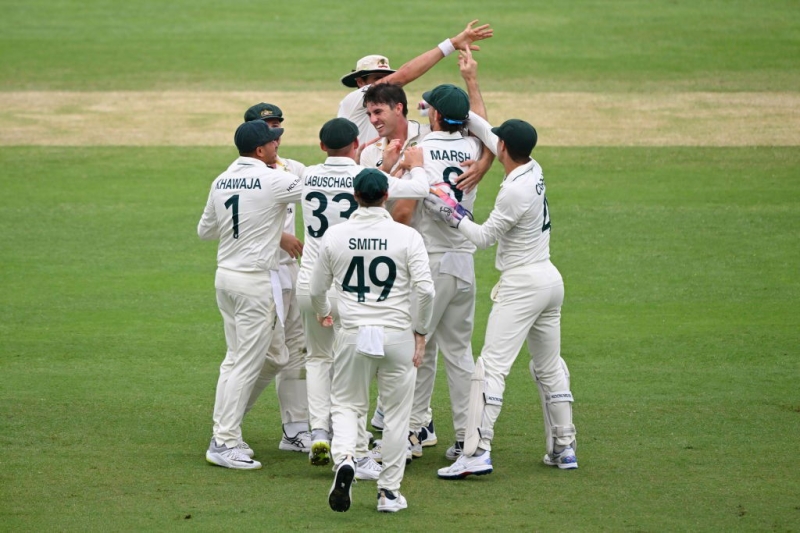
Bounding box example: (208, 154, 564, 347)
(438, 38, 456, 57)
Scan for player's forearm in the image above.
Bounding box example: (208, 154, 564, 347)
(457, 214, 506, 249)
(310, 293, 331, 319)
(409, 242, 435, 334)
(387, 48, 445, 87)
(464, 75, 487, 120)
(388, 168, 428, 199)
(413, 278, 435, 335)
(197, 203, 220, 240)
(467, 111, 499, 155)
(390, 199, 417, 226)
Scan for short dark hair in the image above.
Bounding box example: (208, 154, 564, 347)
(504, 143, 531, 164)
(363, 83, 408, 117)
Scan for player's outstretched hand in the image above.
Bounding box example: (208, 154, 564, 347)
(451, 20, 493, 52)
(423, 184, 473, 228)
(317, 314, 334, 327)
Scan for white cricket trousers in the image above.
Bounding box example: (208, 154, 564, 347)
(409, 252, 475, 440)
(477, 260, 572, 452)
(246, 261, 308, 425)
(330, 327, 416, 493)
(296, 285, 339, 434)
(211, 268, 281, 448)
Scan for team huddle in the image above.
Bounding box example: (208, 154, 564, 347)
(197, 20, 578, 514)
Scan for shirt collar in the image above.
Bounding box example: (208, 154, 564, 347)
(350, 206, 392, 220)
(324, 156, 358, 166)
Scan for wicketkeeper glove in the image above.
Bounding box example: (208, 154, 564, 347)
(423, 183, 473, 228)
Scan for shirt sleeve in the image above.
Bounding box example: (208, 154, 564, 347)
(467, 112, 499, 156)
(407, 230, 435, 334)
(288, 159, 307, 177)
(271, 170, 304, 203)
(360, 145, 379, 168)
(387, 167, 428, 199)
(458, 185, 524, 249)
(309, 237, 334, 317)
(197, 185, 220, 241)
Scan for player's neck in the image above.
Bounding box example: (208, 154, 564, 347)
(503, 158, 531, 176)
(386, 119, 409, 142)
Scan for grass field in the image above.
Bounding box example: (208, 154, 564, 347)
(1, 0, 799, 531)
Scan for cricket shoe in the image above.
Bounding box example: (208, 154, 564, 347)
(235, 441, 255, 458)
(279, 429, 311, 453)
(377, 489, 408, 513)
(409, 431, 423, 458)
(371, 407, 384, 431)
(370, 440, 412, 465)
(309, 429, 331, 466)
(445, 441, 464, 461)
(206, 440, 262, 470)
(355, 456, 382, 481)
(328, 457, 356, 512)
(418, 420, 438, 447)
(543, 446, 578, 470)
(437, 451, 493, 479)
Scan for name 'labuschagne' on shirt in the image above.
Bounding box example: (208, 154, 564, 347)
(349, 238, 388, 250)
(216, 178, 262, 190)
(429, 150, 472, 163)
(305, 175, 354, 188)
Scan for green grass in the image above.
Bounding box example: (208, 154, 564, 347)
(2, 0, 799, 530)
(1, 0, 799, 91)
(1, 146, 798, 531)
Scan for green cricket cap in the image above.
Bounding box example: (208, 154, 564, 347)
(422, 84, 470, 124)
(244, 102, 284, 123)
(319, 117, 359, 150)
(491, 119, 538, 156)
(353, 168, 389, 203)
(234, 120, 283, 153)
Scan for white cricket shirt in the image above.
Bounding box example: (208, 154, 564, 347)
(413, 131, 482, 254)
(273, 156, 307, 266)
(458, 113, 552, 272)
(310, 206, 435, 333)
(359, 120, 431, 173)
(197, 156, 302, 273)
(296, 157, 431, 287)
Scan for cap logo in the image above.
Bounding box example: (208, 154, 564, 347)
(260, 110, 274, 117)
(377, 58, 388, 68)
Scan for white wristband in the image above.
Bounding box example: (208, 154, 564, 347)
(438, 38, 456, 57)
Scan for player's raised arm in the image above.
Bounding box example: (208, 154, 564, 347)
(381, 20, 493, 88)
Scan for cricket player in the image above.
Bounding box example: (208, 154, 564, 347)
(198, 120, 303, 469)
(338, 20, 493, 145)
(359, 83, 431, 180)
(240, 103, 312, 454)
(389, 83, 483, 461)
(310, 168, 434, 513)
(425, 113, 578, 479)
(296, 118, 431, 479)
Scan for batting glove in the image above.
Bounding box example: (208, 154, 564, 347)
(423, 184, 473, 228)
